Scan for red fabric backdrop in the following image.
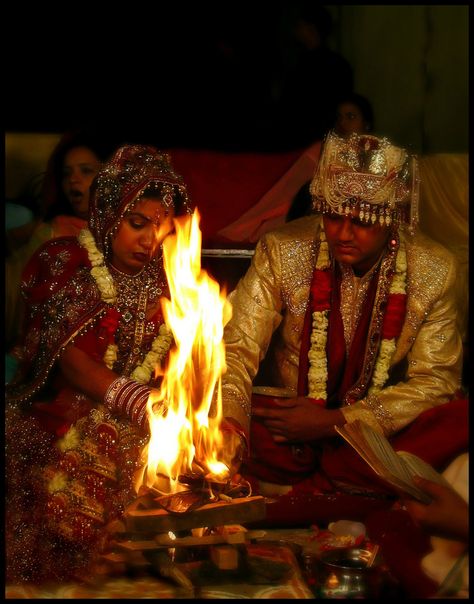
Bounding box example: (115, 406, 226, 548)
(167, 148, 303, 245)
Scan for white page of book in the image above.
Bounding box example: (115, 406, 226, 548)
(397, 451, 452, 489)
(359, 421, 415, 485)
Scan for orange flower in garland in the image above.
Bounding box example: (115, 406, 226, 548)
(100, 308, 121, 339)
(381, 293, 406, 339)
(311, 269, 332, 312)
(100, 308, 121, 369)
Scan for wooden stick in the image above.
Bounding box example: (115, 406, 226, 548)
(146, 551, 194, 592)
(124, 495, 266, 534)
(117, 529, 266, 551)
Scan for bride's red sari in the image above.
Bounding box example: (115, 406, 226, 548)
(5, 145, 190, 584)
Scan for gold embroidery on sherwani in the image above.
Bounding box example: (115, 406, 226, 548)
(281, 238, 318, 316)
(363, 393, 395, 432)
(222, 219, 462, 441)
(339, 262, 379, 351)
(342, 249, 397, 405)
(405, 238, 449, 330)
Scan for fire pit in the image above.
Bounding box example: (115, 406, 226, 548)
(105, 483, 268, 591)
(100, 213, 281, 592)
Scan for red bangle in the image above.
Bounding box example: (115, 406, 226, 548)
(103, 376, 151, 432)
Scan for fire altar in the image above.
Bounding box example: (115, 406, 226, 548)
(102, 212, 282, 592)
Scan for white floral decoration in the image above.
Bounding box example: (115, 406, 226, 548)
(308, 219, 331, 399)
(315, 222, 330, 271)
(78, 229, 116, 304)
(103, 343, 119, 370)
(369, 338, 397, 392)
(78, 227, 173, 384)
(308, 310, 329, 399)
(368, 239, 407, 395)
(131, 323, 174, 384)
(57, 425, 81, 452)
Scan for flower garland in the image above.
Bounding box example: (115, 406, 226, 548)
(307, 219, 407, 401)
(307, 224, 331, 400)
(130, 323, 173, 383)
(368, 243, 407, 394)
(78, 228, 173, 384)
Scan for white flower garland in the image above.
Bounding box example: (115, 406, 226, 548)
(130, 323, 174, 383)
(78, 228, 173, 384)
(368, 239, 407, 394)
(308, 223, 331, 399)
(307, 220, 407, 400)
(307, 310, 329, 399)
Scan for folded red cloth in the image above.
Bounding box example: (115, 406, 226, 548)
(365, 508, 439, 598)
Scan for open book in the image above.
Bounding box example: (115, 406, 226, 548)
(335, 419, 452, 504)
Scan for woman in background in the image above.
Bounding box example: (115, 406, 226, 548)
(6, 129, 115, 352)
(333, 91, 373, 138)
(217, 93, 374, 241)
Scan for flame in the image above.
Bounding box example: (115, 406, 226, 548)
(135, 209, 233, 494)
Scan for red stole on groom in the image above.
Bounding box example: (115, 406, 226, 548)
(243, 261, 468, 491)
(244, 264, 380, 485)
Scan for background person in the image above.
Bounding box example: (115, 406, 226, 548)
(5, 129, 116, 352)
(333, 91, 374, 138)
(217, 92, 374, 242)
(286, 92, 374, 223)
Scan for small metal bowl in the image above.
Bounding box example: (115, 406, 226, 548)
(315, 547, 383, 598)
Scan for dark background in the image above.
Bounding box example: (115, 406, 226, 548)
(5, 3, 468, 154)
(5, 3, 357, 151)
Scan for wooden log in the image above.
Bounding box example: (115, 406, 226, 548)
(116, 529, 266, 551)
(145, 551, 194, 592)
(210, 545, 240, 570)
(124, 495, 266, 534)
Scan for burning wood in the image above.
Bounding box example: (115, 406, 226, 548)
(116, 526, 266, 551)
(124, 495, 266, 534)
(131, 468, 252, 514)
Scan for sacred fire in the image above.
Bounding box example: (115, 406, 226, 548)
(132, 209, 250, 507)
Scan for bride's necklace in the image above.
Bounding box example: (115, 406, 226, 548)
(109, 263, 163, 324)
(110, 262, 167, 376)
(78, 228, 173, 384)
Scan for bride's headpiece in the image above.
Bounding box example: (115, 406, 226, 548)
(89, 145, 192, 253)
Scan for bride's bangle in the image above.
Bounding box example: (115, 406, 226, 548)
(104, 376, 151, 432)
